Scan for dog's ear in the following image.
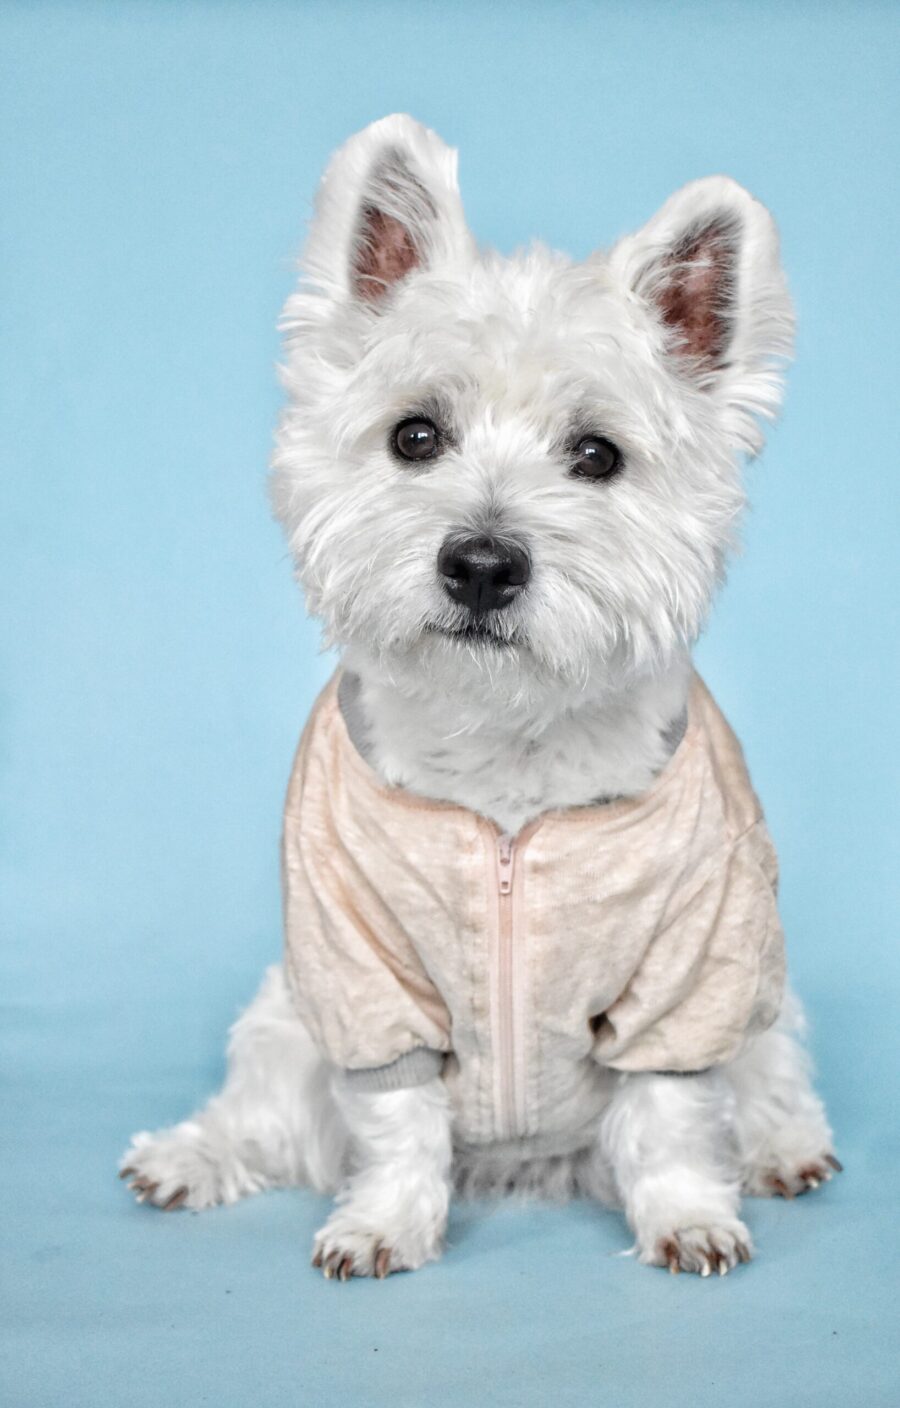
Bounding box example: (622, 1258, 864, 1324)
(303, 114, 474, 307)
(610, 178, 794, 452)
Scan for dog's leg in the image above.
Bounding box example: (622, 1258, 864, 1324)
(600, 1069, 751, 1275)
(728, 994, 839, 1198)
(311, 1078, 452, 1280)
(119, 964, 346, 1210)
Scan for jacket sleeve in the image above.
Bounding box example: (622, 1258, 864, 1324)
(281, 807, 452, 1075)
(592, 820, 786, 1073)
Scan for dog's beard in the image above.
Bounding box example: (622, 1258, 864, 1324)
(424, 615, 523, 650)
(374, 607, 610, 703)
(337, 586, 632, 688)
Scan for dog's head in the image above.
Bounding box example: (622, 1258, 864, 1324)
(272, 115, 792, 707)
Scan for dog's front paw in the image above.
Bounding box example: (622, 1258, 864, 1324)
(119, 1122, 266, 1211)
(641, 1219, 753, 1277)
(745, 1151, 842, 1200)
(312, 1204, 444, 1281)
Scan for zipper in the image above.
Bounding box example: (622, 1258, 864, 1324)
(496, 833, 514, 895)
(491, 829, 526, 1140)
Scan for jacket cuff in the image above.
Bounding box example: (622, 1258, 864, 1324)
(341, 1048, 445, 1093)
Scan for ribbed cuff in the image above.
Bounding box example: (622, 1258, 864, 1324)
(342, 1048, 445, 1093)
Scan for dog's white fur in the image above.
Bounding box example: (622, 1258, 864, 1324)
(122, 116, 835, 1277)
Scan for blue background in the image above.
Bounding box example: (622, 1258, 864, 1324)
(2, 3, 898, 1405)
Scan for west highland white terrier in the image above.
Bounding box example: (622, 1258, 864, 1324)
(121, 115, 839, 1278)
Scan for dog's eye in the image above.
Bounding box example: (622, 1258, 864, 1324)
(392, 418, 441, 462)
(570, 436, 622, 481)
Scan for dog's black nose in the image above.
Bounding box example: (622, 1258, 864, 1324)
(437, 536, 531, 614)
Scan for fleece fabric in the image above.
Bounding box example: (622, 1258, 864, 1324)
(282, 672, 785, 1151)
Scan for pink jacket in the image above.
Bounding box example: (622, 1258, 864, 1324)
(282, 673, 785, 1152)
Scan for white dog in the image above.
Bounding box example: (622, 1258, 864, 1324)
(121, 115, 838, 1279)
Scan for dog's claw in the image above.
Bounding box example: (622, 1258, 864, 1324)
(736, 1242, 751, 1264)
(825, 1154, 843, 1174)
(119, 1167, 135, 1180)
(374, 1247, 391, 1279)
(770, 1176, 793, 1199)
(162, 1188, 188, 1211)
(797, 1166, 825, 1189)
(323, 1251, 353, 1281)
(661, 1239, 680, 1274)
(129, 1176, 160, 1203)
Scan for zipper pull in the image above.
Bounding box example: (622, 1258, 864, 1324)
(497, 834, 514, 895)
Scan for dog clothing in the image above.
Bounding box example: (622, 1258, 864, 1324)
(282, 672, 785, 1152)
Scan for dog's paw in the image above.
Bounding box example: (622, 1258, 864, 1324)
(312, 1205, 444, 1281)
(119, 1122, 266, 1211)
(641, 1219, 754, 1277)
(745, 1150, 842, 1200)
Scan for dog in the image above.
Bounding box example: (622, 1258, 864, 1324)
(121, 115, 838, 1278)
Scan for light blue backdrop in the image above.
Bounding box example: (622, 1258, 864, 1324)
(2, 3, 898, 1405)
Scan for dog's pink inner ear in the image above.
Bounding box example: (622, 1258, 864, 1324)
(353, 206, 420, 302)
(654, 218, 737, 370)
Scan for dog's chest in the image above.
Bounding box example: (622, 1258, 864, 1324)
(344, 668, 689, 833)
